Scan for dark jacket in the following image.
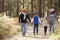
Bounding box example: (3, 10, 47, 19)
(19, 13, 31, 23)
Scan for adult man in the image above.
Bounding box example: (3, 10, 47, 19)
(48, 9, 58, 34)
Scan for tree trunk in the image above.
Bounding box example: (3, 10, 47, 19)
(31, 0, 33, 17)
(42, 0, 45, 17)
(7, 0, 12, 17)
(49, 0, 53, 8)
(0, 0, 4, 13)
(23, 0, 24, 8)
(38, 0, 42, 17)
(16, 0, 19, 17)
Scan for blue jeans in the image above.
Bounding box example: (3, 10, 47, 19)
(49, 23, 55, 33)
(21, 23, 27, 36)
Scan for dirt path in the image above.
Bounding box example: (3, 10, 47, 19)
(3, 24, 60, 40)
(2, 17, 60, 40)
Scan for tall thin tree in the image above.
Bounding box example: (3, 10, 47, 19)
(8, 0, 12, 17)
(23, 0, 24, 8)
(0, 0, 4, 13)
(38, 0, 42, 17)
(31, 0, 33, 17)
(16, 0, 19, 16)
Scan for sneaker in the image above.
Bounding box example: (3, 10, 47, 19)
(23, 34, 25, 36)
(34, 33, 35, 36)
(44, 33, 46, 35)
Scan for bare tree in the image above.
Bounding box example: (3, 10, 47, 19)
(38, 0, 42, 17)
(0, 0, 4, 13)
(23, 0, 24, 8)
(7, 0, 12, 17)
(31, 0, 33, 17)
(16, 0, 19, 17)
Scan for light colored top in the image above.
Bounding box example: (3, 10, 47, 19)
(42, 18, 48, 26)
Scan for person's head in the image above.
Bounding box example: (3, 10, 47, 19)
(50, 11, 55, 14)
(49, 8, 54, 13)
(34, 13, 38, 16)
(22, 8, 27, 14)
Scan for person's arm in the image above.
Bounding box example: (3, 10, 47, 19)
(31, 17, 34, 23)
(46, 15, 49, 23)
(27, 14, 31, 22)
(55, 13, 58, 21)
(38, 17, 41, 23)
(55, 13, 57, 19)
(18, 12, 22, 23)
(19, 12, 22, 16)
(18, 14, 21, 23)
(55, 13, 60, 24)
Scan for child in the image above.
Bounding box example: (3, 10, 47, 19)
(42, 16, 48, 35)
(31, 13, 41, 35)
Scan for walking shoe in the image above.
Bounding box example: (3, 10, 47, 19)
(34, 33, 35, 36)
(23, 34, 25, 36)
(36, 33, 38, 35)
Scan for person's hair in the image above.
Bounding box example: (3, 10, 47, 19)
(51, 11, 55, 14)
(34, 13, 38, 15)
(22, 9, 26, 12)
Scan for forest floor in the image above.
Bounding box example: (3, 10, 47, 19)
(2, 17, 60, 40)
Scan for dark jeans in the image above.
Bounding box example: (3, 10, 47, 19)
(33, 24, 38, 34)
(44, 26, 47, 35)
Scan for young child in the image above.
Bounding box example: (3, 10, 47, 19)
(31, 13, 41, 35)
(42, 16, 48, 35)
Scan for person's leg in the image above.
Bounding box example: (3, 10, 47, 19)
(33, 24, 36, 35)
(44, 26, 46, 35)
(52, 24, 55, 33)
(23, 23, 27, 36)
(49, 24, 52, 34)
(44, 26, 47, 35)
(36, 24, 38, 34)
(21, 23, 24, 36)
(46, 26, 47, 35)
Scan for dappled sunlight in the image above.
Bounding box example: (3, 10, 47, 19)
(0, 0, 60, 40)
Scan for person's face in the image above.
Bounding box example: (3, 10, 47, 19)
(23, 11, 26, 13)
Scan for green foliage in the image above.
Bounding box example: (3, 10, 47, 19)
(4, 0, 60, 17)
(4, 0, 38, 17)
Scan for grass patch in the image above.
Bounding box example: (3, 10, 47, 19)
(0, 15, 20, 39)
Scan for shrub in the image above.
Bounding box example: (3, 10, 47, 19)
(0, 15, 18, 39)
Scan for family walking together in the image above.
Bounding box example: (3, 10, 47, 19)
(18, 8, 58, 36)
